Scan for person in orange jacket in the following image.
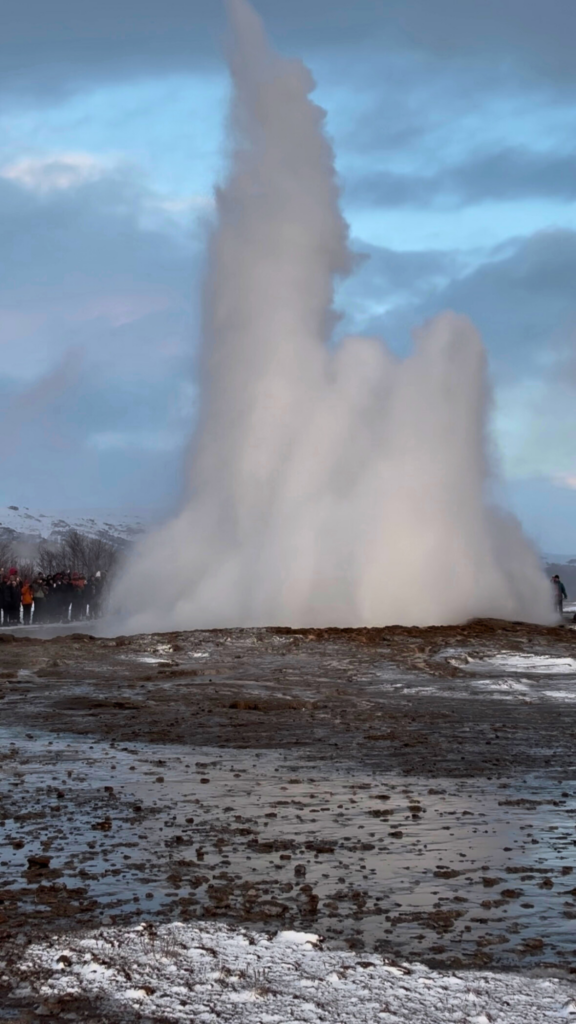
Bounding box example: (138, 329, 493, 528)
(21, 580, 34, 626)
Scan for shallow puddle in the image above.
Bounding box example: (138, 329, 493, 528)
(1, 725, 575, 971)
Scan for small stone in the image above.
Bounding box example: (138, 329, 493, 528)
(27, 854, 51, 869)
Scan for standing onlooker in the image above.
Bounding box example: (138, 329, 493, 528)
(21, 579, 34, 625)
(91, 572, 104, 619)
(0, 575, 7, 626)
(46, 575, 62, 622)
(60, 574, 74, 622)
(32, 576, 48, 624)
(551, 574, 568, 617)
(5, 573, 22, 625)
(70, 573, 87, 621)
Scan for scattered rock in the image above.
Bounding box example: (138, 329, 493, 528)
(27, 854, 51, 869)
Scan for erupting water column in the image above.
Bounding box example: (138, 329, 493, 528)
(113, 0, 552, 630)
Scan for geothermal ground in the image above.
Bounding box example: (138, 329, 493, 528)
(1, 621, 576, 1021)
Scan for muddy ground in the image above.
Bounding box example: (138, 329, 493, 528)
(2, 619, 576, 775)
(1, 620, 576, 1017)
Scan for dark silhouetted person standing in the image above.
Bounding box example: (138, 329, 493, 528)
(551, 574, 568, 617)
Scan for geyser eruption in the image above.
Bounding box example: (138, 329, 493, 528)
(114, 0, 552, 630)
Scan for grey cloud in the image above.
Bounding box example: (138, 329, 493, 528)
(359, 229, 576, 374)
(447, 148, 576, 203)
(345, 147, 576, 209)
(0, 172, 196, 294)
(334, 245, 464, 353)
(351, 243, 461, 293)
(337, 242, 462, 335)
(2, 0, 575, 100)
(385, 0, 576, 85)
(0, 164, 200, 507)
(0, 163, 204, 385)
(0, 359, 192, 509)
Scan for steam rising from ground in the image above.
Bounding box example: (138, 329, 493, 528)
(114, 0, 552, 630)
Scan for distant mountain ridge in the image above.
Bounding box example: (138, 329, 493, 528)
(0, 505, 147, 552)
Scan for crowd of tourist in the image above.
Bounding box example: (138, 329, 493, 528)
(0, 569, 107, 626)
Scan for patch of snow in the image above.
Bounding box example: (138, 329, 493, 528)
(9, 922, 576, 1023)
(455, 653, 576, 675)
(471, 678, 531, 693)
(541, 690, 576, 703)
(275, 931, 320, 947)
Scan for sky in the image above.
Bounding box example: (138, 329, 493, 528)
(1, 0, 575, 552)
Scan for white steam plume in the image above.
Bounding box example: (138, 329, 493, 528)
(113, 0, 552, 630)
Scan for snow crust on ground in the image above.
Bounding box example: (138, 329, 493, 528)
(471, 678, 531, 693)
(11, 922, 576, 1023)
(452, 653, 576, 675)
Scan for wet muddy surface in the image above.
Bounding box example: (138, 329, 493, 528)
(1, 619, 576, 990)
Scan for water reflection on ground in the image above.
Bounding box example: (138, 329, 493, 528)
(2, 726, 575, 972)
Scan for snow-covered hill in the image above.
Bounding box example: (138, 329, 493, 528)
(0, 505, 147, 549)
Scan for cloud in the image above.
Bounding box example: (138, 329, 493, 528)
(360, 229, 576, 373)
(0, 157, 203, 376)
(2, 0, 576, 102)
(380, 0, 576, 86)
(1, 153, 108, 193)
(346, 147, 576, 209)
(0, 363, 194, 510)
(336, 242, 464, 333)
(0, 155, 203, 508)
